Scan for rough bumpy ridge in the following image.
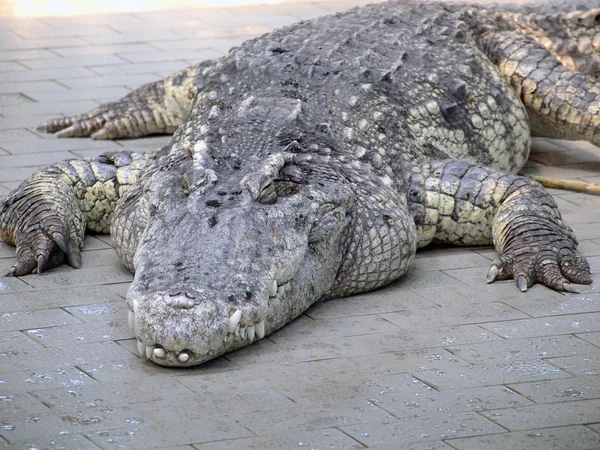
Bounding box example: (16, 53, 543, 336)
(1, 0, 599, 366)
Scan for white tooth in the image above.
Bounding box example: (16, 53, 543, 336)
(247, 325, 255, 340)
(133, 299, 139, 313)
(256, 320, 265, 339)
(128, 310, 134, 330)
(234, 324, 240, 336)
(269, 280, 277, 297)
(228, 310, 242, 333)
(145, 346, 153, 359)
(177, 351, 189, 363)
(137, 340, 145, 358)
(240, 326, 247, 339)
(153, 347, 166, 359)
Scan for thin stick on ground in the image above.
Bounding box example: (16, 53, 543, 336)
(529, 175, 600, 196)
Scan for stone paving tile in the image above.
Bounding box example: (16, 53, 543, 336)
(0, 100, 100, 119)
(386, 266, 465, 291)
(507, 375, 600, 404)
(500, 291, 600, 318)
(588, 423, 600, 434)
(0, 62, 27, 73)
(75, 352, 235, 383)
(413, 282, 530, 307)
(338, 412, 505, 447)
(447, 335, 600, 365)
(347, 324, 500, 353)
(88, 60, 189, 76)
(372, 385, 534, 418)
(1, 339, 138, 374)
(267, 312, 402, 340)
(306, 286, 437, 319)
(577, 331, 600, 348)
(445, 425, 600, 450)
(0, 166, 42, 182)
(0, 366, 98, 394)
(274, 373, 434, 408)
(480, 312, 600, 339)
(0, 114, 63, 130)
(230, 399, 394, 435)
(133, 387, 296, 421)
(24, 318, 133, 347)
(0, 67, 97, 84)
(54, 43, 158, 58)
(226, 332, 372, 366)
(60, 73, 161, 90)
(414, 359, 572, 390)
(85, 418, 253, 449)
(0, 434, 102, 450)
(479, 398, 600, 431)
(194, 428, 364, 450)
(176, 361, 332, 395)
(549, 354, 600, 376)
(0, 285, 124, 313)
(0, 129, 37, 142)
(26, 86, 131, 103)
(382, 302, 528, 330)
(0, 308, 83, 332)
(16, 264, 133, 290)
(312, 348, 462, 378)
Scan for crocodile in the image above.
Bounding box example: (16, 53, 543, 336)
(1, 0, 598, 366)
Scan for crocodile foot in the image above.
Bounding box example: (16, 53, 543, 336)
(486, 247, 592, 293)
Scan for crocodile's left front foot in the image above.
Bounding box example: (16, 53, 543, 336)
(488, 182, 592, 293)
(486, 244, 591, 293)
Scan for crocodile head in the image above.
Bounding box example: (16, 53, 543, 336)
(126, 155, 355, 366)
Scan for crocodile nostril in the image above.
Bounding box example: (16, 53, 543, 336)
(163, 289, 203, 310)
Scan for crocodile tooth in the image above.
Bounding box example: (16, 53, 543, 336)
(177, 351, 189, 363)
(240, 326, 247, 339)
(234, 324, 240, 336)
(228, 310, 242, 333)
(277, 282, 290, 296)
(153, 347, 166, 359)
(256, 320, 265, 339)
(137, 340, 145, 358)
(269, 280, 278, 297)
(145, 345, 153, 359)
(247, 325, 255, 340)
(132, 299, 139, 313)
(128, 311, 134, 330)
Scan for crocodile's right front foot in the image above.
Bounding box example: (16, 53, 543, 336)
(1, 172, 85, 276)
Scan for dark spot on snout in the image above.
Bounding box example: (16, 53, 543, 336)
(245, 291, 252, 300)
(208, 216, 218, 227)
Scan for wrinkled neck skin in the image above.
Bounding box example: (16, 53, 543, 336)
(126, 145, 359, 366)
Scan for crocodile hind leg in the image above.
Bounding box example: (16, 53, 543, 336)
(38, 61, 211, 140)
(405, 160, 591, 292)
(498, 8, 600, 78)
(481, 29, 600, 144)
(0, 151, 152, 275)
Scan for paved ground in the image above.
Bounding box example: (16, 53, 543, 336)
(1, 0, 600, 448)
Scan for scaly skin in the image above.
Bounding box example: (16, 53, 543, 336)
(1, 0, 598, 367)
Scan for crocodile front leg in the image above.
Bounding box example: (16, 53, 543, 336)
(0, 151, 151, 275)
(38, 62, 210, 140)
(406, 160, 592, 292)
